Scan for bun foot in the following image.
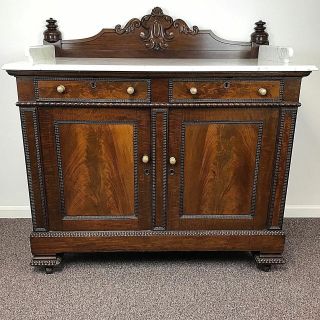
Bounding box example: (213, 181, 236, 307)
(31, 254, 63, 273)
(254, 252, 285, 272)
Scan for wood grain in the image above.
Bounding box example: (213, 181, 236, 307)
(168, 108, 278, 230)
(30, 232, 285, 255)
(6, 9, 312, 271)
(171, 80, 281, 101)
(183, 122, 260, 215)
(58, 122, 135, 216)
(38, 107, 151, 231)
(37, 80, 149, 101)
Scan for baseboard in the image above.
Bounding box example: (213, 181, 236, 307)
(0, 205, 319, 219)
(284, 205, 320, 218)
(0, 206, 31, 218)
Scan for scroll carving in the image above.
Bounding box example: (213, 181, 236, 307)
(115, 7, 199, 50)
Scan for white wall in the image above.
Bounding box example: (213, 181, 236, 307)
(0, 0, 319, 218)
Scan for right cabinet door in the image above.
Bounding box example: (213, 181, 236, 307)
(168, 108, 279, 230)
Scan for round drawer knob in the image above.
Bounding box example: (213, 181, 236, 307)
(56, 85, 65, 93)
(169, 157, 177, 165)
(190, 87, 198, 95)
(142, 155, 149, 164)
(127, 86, 135, 95)
(258, 88, 267, 96)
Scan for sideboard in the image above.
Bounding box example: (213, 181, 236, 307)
(3, 7, 316, 273)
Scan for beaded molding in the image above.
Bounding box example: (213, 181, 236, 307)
(151, 109, 168, 230)
(16, 101, 302, 108)
(20, 107, 48, 231)
(31, 229, 285, 238)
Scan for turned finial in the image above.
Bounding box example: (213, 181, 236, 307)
(43, 18, 62, 43)
(251, 20, 269, 45)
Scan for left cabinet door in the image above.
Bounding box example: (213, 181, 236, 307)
(38, 107, 151, 231)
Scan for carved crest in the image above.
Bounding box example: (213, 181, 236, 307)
(115, 7, 199, 50)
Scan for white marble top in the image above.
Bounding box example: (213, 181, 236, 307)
(2, 58, 317, 72)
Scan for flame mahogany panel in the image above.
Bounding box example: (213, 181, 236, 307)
(183, 122, 260, 215)
(57, 122, 135, 216)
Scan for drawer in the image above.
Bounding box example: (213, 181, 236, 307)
(35, 78, 151, 102)
(169, 79, 283, 102)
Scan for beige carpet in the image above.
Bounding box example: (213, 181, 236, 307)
(0, 218, 319, 320)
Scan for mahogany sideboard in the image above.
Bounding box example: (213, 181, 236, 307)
(3, 7, 316, 273)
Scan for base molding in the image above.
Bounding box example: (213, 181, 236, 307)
(30, 231, 285, 257)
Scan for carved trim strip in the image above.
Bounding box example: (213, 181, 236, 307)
(63, 215, 138, 221)
(254, 255, 285, 265)
(250, 123, 264, 215)
(32, 110, 48, 230)
(31, 229, 285, 238)
(31, 255, 62, 267)
(268, 113, 285, 227)
(34, 78, 151, 103)
(20, 108, 48, 231)
(151, 109, 168, 230)
(168, 78, 285, 103)
(268, 108, 297, 228)
(181, 214, 254, 220)
(20, 109, 37, 230)
(53, 120, 139, 220)
(16, 101, 301, 108)
(115, 7, 198, 51)
(179, 120, 263, 218)
(278, 109, 297, 227)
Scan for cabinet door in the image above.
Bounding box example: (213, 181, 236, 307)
(39, 108, 151, 231)
(168, 108, 278, 230)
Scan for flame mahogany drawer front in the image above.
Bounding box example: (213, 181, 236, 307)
(35, 79, 151, 102)
(169, 79, 283, 102)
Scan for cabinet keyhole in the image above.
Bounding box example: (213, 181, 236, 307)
(224, 81, 230, 89)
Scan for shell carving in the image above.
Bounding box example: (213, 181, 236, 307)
(115, 7, 199, 50)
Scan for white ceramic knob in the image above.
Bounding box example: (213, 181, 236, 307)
(258, 88, 267, 96)
(56, 85, 65, 93)
(142, 155, 149, 164)
(190, 87, 198, 95)
(169, 157, 177, 165)
(127, 86, 135, 95)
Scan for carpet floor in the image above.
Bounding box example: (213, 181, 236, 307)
(0, 218, 319, 320)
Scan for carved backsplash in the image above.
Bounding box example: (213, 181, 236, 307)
(44, 7, 268, 59)
(115, 7, 199, 51)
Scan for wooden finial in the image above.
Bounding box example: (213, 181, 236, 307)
(43, 18, 62, 43)
(251, 20, 269, 45)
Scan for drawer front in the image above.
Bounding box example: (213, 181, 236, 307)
(35, 78, 151, 102)
(169, 79, 283, 102)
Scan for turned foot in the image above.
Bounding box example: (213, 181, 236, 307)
(253, 253, 285, 271)
(31, 254, 63, 274)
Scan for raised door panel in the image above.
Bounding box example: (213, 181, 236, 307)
(168, 108, 279, 230)
(39, 108, 151, 231)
